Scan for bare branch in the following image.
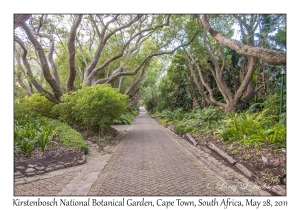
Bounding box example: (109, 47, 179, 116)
(201, 14, 286, 65)
(32, 31, 61, 88)
(20, 22, 63, 101)
(93, 31, 199, 85)
(86, 17, 173, 83)
(125, 66, 147, 95)
(15, 51, 34, 95)
(14, 35, 59, 103)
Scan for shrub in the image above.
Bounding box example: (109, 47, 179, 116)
(113, 106, 139, 125)
(41, 117, 89, 154)
(14, 94, 57, 119)
(55, 84, 128, 130)
(263, 93, 286, 123)
(153, 106, 226, 135)
(175, 122, 194, 135)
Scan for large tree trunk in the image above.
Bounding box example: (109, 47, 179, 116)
(32, 31, 62, 89)
(21, 22, 63, 102)
(201, 15, 286, 65)
(183, 15, 266, 113)
(66, 14, 83, 92)
(14, 35, 61, 103)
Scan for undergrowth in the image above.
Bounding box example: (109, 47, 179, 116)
(152, 99, 286, 148)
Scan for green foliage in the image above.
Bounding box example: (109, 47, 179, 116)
(142, 51, 193, 113)
(219, 109, 286, 147)
(263, 93, 285, 123)
(113, 107, 139, 125)
(20, 138, 36, 156)
(175, 122, 194, 135)
(161, 108, 186, 122)
(37, 126, 56, 152)
(41, 117, 89, 154)
(54, 84, 128, 130)
(14, 115, 57, 156)
(152, 106, 226, 135)
(14, 94, 57, 119)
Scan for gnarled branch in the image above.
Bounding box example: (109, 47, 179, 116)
(201, 14, 286, 65)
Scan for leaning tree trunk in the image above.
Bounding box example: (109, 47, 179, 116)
(201, 15, 286, 65)
(14, 35, 60, 103)
(20, 22, 63, 103)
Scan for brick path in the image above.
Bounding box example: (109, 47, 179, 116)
(14, 107, 270, 196)
(87, 107, 269, 196)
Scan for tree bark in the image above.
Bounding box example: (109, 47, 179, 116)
(21, 22, 63, 101)
(14, 35, 60, 103)
(186, 52, 224, 108)
(67, 14, 83, 92)
(84, 15, 168, 86)
(32, 31, 61, 89)
(93, 31, 198, 85)
(15, 52, 34, 96)
(118, 76, 124, 92)
(130, 95, 142, 107)
(201, 15, 286, 65)
(14, 14, 31, 29)
(125, 66, 147, 95)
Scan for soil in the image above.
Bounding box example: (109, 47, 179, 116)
(14, 143, 84, 176)
(14, 126, 119, 176)
(192, 132, 286, 186)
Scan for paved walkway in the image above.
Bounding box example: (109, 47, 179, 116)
(14, 107, 270, 196)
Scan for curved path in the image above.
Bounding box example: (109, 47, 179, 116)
(14, 107, 270, 196)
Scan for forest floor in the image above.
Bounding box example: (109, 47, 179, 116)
(193, 132, 286, 186)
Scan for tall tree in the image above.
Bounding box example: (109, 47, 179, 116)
(184, 14, 286, 112)
(14, 14, 197, 104)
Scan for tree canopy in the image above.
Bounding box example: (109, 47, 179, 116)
(14, 14, 286, 113)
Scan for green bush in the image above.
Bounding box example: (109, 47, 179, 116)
(41, 117, 89, 154)
(152, 106, 226, 135)
(55, 84, 128, 130)
(113, 106, 139, 125)
(14, 94, 57, 119)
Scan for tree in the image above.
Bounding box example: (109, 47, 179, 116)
(201, 14, 286, 65)
(14, 14, 197, 105)
(185, 14, 286, 112)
